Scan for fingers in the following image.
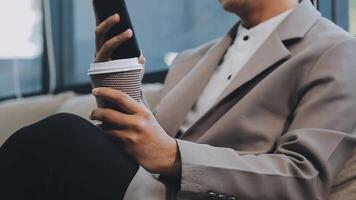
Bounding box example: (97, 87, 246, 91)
(92, 0, 100, 25)
(139, 54, 146, 65)
(95, 29, 133, 63)
(90, 108, 133, 128)
(104, 129, 137, 145)
(92, 88, 144, 114)
(139, 54, 146, 78)
(95, 14, 120, 50)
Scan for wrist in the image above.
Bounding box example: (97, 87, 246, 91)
(161, 138, 181, 177)
(171, 139, 182, 176)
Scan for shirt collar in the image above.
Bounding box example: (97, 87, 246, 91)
(237, 9, 294, 39)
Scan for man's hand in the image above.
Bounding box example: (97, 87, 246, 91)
(89, 88, 181, 176)
(93, 2, 145, 74)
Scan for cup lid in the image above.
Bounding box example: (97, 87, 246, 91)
(88, 58, 143, 75)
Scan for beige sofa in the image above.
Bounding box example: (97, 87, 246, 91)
(0, 84, 163, 145)
(0, 86, 355, 199)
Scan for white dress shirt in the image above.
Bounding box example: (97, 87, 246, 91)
(181, 9, 293, 132)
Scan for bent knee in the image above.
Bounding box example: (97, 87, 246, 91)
(2, 113, 102, 158)
(23, 113, 97, 139)
(34, 113, 92, 129)
(46, 113, 89, 125)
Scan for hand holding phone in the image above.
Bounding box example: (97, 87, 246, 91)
(93, 0, 141, 61)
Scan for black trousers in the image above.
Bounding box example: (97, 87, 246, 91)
(0, 113, 139, 200)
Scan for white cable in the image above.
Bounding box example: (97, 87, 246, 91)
(43, 0, 57, 94)
(12, 59, 23, 99)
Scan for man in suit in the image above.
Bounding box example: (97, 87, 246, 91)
(91, 0, 356, 199)
(1, 0, 355, 199)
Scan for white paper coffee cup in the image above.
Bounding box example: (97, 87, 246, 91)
(88, 58, 143, 110)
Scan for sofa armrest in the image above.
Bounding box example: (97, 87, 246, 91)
(56, 94, 97, 121)
(142, 83, 163, 111)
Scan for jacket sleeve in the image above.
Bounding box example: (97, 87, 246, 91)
(175, 39, 356, 200)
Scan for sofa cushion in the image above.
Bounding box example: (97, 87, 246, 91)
(141, 83, 163, 110)
(56, 84, 164, 121)
(0, 92, 75, 145)
(56, 94, 97, 122)
(329, 149, 356, 200)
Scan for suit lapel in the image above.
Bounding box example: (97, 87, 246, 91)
(216, 31, 291, 103)
(156, 0, 321, 138)
(178, 32, 291, 140)
(180, 0, 321, 138)
(155, 35, 233, 137)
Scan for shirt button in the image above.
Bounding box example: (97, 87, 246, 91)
(227, 75, 232, 80)
(243, 35, 249, 41)
(227, 197, 237, 200)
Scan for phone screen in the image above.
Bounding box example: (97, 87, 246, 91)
(94, 0, 140, 60)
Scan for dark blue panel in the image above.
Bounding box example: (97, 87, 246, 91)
(319, 0, 333, 20)
(333, 0, 349, 31)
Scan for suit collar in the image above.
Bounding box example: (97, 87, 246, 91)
(216, 0, 321, 103)
(278, 0, 321, 41)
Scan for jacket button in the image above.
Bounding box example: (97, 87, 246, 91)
(207, 192, 217, 200)
(218, 194, 227, 199)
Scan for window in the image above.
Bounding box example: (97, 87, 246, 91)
(0, 0, 353, 100)
(70, 0, 96, 85)
(0, 0, 43, 98)
(54, 0, 355, 91)
(318, 0, 350, 31)
(350, 0, 356, 34)
(63, 0, 237, 86)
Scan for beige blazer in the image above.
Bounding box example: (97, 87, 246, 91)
(124, 1, 356, 199)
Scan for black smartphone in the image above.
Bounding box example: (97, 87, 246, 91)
(93, 0, 140, 60)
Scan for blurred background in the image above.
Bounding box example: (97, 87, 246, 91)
(0, 0, 355, 101)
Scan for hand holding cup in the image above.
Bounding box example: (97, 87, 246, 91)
(90, 8, 145, 107)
